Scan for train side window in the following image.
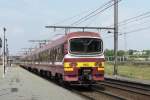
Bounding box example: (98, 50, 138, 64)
(64, 43, 68, 54)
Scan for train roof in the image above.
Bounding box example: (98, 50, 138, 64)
(67, 31, 100, 39)
(23, 31, 101, 58)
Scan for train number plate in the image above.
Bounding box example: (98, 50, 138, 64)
(83, 63, 89, 67)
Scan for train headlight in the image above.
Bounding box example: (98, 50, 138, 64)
(95, 62, 102, 67)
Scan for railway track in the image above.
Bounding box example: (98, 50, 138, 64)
(65, 78, 150, 100)
(65, 85, 126, 100)
(55, 76, 150, 100)
(43, 77, 126, 100)
(96, 78, 150, 100)
(104, 78, 150, 93)
(22, 67, 126, 100)
(21, 67, 150, 100)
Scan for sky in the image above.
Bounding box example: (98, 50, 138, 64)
(0, 0, 150, 55)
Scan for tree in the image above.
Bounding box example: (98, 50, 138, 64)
(117, 50, 125, 56)
(104, 49, 114, 56)
(128, 49, 135, 55)
(144, 50, 150, 56)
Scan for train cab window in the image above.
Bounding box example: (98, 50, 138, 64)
(70, 38, 103, 54)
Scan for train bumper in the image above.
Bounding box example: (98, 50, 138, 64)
(64, 67, 104, 82)
(64, 75, 78, 81)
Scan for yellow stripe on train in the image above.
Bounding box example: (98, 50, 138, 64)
(64, 62, 104, 68)
(64, 63, 70, 68)
(64, 67, 73, 71)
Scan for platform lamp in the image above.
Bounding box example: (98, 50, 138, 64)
(3, 27, 6, 76)
(0, 38, 2, 67)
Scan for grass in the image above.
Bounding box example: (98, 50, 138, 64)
(105, 62, 150, 80)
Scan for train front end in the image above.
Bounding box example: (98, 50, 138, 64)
(63, 32, 105, 85)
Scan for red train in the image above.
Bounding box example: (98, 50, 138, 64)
(20, 31, 105, 85)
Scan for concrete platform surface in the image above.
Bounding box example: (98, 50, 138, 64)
(0, 66, 85, 100)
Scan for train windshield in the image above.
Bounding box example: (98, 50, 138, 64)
(70, 38, 103, 54)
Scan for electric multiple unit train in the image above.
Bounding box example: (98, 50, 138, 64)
(20, 31, 105, 85)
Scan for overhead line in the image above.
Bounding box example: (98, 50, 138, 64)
(53, 0, 113, 26)
(104, 25, 150, 39)
(72, 0, 122, 26)
(50, 1, 113, 32)
(107, 11, 150, 28)
(71, 0, 115, 25)
(45, 26, 114, 30)
(53, 10, 91, 25)
(103, 10, 150, 37)
(48, 0, 122, 34)
(119, 14, 150, 27)
(46, 0, 116, 33)
(120, 26, 150, 35)
(119, 11, 150, 25)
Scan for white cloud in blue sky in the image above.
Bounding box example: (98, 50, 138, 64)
(0, 0, 150, 55)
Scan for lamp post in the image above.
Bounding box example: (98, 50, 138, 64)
(0, 37, 2, 62)
(3, 27, 6, 75)
(0, 38, 2, 48)
(6, 40, 9, 65)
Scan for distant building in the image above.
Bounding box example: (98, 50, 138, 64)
(133, 51, 146, 56)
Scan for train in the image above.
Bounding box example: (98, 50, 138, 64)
(20, 31, 105, 86)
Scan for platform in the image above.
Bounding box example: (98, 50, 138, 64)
(0, 65, 85, 100)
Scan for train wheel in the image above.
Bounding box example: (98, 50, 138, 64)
(28, 67, 32, 71)
(47, 72, 52, 79)
(63, 81, 70, 88)
(40, 70, 44, 76)
(43, 71, 47, 77)
(35, 69, 39, 74)
(87, 84, 92, 90)
(54, 73, 59, 81)
(58, 74, 64, 86)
